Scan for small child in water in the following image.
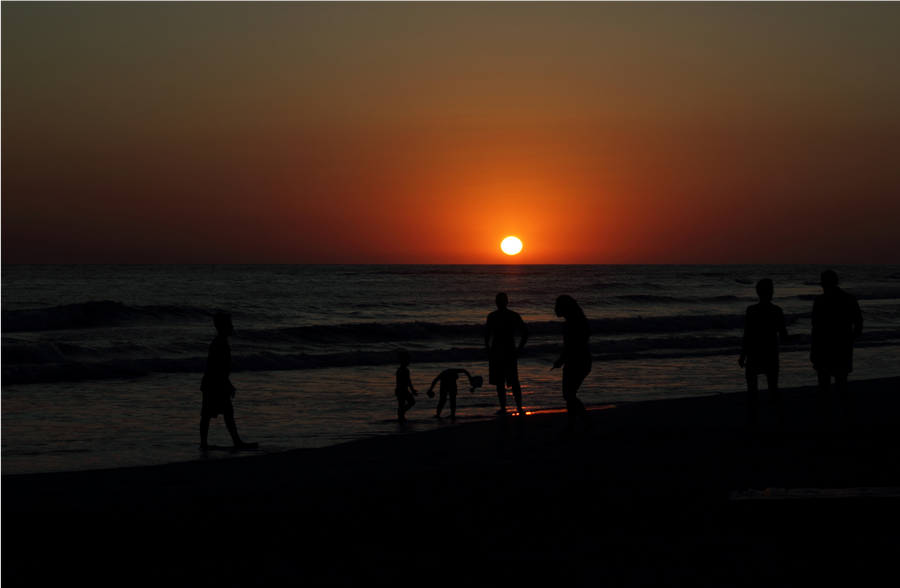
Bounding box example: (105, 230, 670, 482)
(426, 369, 483, 418)
(395, 351, 418, 423)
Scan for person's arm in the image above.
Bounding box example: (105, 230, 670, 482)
(455, 369, 472, 391)
(739, 308, 749, 368)
(484, 315, 493, 353)
(851, 299, 863, 342)
(552, 354, 565, 370)
(777, 308, 799, 343)
(552, 325, 566, 370)
(404, 370, 418, 396)
(426, 373, 441, 397)
(517, 316, 530, 354)
(810, 299, 820, 364)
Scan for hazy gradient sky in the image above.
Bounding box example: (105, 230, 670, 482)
(3, 3, 899, 264)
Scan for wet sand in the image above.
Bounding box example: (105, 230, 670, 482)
(4, 376, 899, 585)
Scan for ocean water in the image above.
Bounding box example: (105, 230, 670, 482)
(3, 264, 899, 474)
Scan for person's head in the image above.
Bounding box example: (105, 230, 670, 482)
(555, 295, 586, 322)
(820, 270, 839, 291)
(213, 312, 233, 336)
(398, 351, 410, 367)
(468, 374, 483, 392)
(495, 292, 508, 309)
(755, 278, 774, 303)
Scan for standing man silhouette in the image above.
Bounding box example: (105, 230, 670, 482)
(811, 270, 863, 429)
(739, 279, 798, 430)
(485, 292, 529, 416)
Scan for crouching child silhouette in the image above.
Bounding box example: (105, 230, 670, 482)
(200, 313, 257, 450)
(426, 368, 483, 418)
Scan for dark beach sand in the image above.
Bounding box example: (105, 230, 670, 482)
(4, 377, 899, 585)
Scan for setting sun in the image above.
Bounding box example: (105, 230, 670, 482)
(501, 236, 523, 255)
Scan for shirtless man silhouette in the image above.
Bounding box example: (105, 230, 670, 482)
(484, 292, 529, 415)
(739, 279, 798, 430)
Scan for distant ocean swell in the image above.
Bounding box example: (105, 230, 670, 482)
(3, 300, 817, 334)
(4, 330, 898, 387)
(1, 301, 217, 332)
(7, 285, 900, 333)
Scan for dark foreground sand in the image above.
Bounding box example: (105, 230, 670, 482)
(4, 377, 899, 585)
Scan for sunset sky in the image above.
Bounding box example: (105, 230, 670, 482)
(3, 3, 898, 264)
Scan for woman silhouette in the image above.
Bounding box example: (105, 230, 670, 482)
(551, 295, 597, 437)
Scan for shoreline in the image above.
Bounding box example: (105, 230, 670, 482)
(2, 373, 892, 478)
(4, 376, 899, 584)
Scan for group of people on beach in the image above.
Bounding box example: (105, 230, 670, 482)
(199, 269, 862, 448)
(394, 292, 596, 437)
(740, 269, 863, 431)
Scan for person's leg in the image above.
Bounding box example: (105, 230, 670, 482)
(200, 416, 211, 447)
(224, 413, 242, 444)
(511, 384, 524, 415)
(397, 395, 409, 422)
(562, 392, 577, 434)
(764, 371, 786, 429)
(495, 384, 507, 413)
(817, 371, 832, 429)
(224, 414, 257, 448)
(746, 372, 759, 430)
(449, 390, 457, 417)
(436, 390, 447, 417)
(566, 367, 595, 430)
(835, 373, 853, 428)
(560, 367, 586, 434)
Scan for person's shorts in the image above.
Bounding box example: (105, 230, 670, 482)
(438, 385, 458, 400)
(489, 350, 519, 387)
(813, 350, 853, 376)
(395, 388, 415, 403)
(746, 355, 779, 377)
(201, 390, 234, 418)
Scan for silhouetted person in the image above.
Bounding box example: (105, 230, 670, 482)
(200, 313, 257, 449)
(426, 368, 481, 418)
(739, 279, 798, 430)
(395, 351, 418, 423)
(811, 270, 863, 429)
(485, 292, 529, 416)
(551, 295, 596, 437)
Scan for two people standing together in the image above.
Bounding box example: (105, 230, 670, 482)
(482, 291, 596, 435)
(739, 270, 863, 430)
